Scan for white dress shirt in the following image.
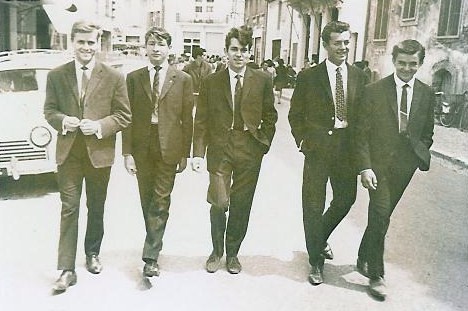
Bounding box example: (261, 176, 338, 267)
(228, 67, 247, 130)
(75, 58, 96, 99)
(394, 73, 415, 130)
(326, 59, 348, 128)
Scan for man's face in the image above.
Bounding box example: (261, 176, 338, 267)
(225, 38, 249, 73)
(393, 53, 421, 82)
(146, 35, 170, 66)
(72, 30, 99, 66)
(323, 31, 351, 66)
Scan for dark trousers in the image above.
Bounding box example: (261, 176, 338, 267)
(208, 131, 264, 257)
(302, 129, 357, 266)
(57, 134, 111, 270)
(358, 138, 418, 278)
(134, 125, 177, 262)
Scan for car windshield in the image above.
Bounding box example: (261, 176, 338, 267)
(0, 69, 49, 93)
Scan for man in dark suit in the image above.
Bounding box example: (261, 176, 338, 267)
(355, 39, 435, 300)
(44, 20, 131, 292)
(183, 46, 212, 107)
(288, 21, 367, 285)
(192, 26, 277, 274)
(122, 27, 193, 277)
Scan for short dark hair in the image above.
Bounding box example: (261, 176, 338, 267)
(192, 47, 206, 58)
(145, 27, 172, 46)
(321, 21, 350, 44)
(71, 20, 101, 41)
(391, 39, 425, 63)
(225, 25, 253, 50)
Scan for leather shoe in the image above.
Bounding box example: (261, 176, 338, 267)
(143, 260, 160, 277)
(226, 256, 242, 274)
(52, 270, 77, 292)
(206, 252, 221, 273)
(322, 243, 334, 260)
(308, 264, 324, 285)
(356, 257, 369, 278)
(86, 254, 102, 274)
(369, 277, 387, 300)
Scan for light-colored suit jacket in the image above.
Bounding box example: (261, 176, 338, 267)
(44, 61, 131, 168)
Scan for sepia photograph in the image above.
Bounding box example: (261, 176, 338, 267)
(0, 0, 467, 310)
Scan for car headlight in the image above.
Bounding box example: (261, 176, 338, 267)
(30, 126, 52, 147)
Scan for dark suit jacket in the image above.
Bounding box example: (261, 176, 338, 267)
(122, 65, 194, 165)
(193, 67, 277, 172)
(183, 60, 213, 93)
(289, 61, 367, 155)
(355, 74, 435, 172)
(44, 61, 131, 168)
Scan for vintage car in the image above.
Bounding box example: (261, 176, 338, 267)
(0, 49, 72, 180)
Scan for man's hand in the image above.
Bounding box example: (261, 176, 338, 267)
(360, 169, 378, 190)
(124, 155, 137, 175)
(176, 158, 187, 173)
(79, 119, 100, 135)
(63, 116, 80, 132)
(191, 157, 204, 172)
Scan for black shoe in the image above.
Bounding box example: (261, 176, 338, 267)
(356, 257, 369, 278)
(143, 260, 160, 277)
(308, 264, 324, 285)
(206, 252, 221, 273)
(52, 270, 77, 292)
(226, 256, 242, 274)
(322, 243, 334, 260)
(85, 254, 102, 274)
(369, 277, 387, 300)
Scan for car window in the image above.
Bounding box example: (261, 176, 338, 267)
(0, 69, 49, 93)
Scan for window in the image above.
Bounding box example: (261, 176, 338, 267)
(401, 0, 418, 20)
(277, 0, 282, 30)
(195, 6, 202, 12)
(207, 0, 214, 2)
(206, 5, 213, 12)
(437, 0, 462, 37)
(374, 0, 390, 40)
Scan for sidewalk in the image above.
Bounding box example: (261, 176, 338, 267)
(280, 88, 468, 173)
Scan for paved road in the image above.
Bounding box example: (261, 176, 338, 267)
(0, 97, 467, 311)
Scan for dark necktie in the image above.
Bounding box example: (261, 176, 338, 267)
(152, 66, 161, 117)
(80, 66, 89, 109)
(335, 67, 346, 121)
(400, 84, 409, 133)
(233, 74, 244, 130)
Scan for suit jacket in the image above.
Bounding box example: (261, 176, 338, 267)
(122, 65, 194, 165)
(289, 61, 367, 155)
(44, 61, 131, 168)
(355, 74, 435, 172)
(183, 60, 213, 93)
(193, 67, 277, 172)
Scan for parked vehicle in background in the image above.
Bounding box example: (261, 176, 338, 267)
(0, 49, 71, 180)
(439, 93, 465, 128)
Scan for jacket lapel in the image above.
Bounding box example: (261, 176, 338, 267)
(316, 62, 333, 104)
(138, 67, 152, 101)
(384, 75, 399, 124)
(222, 69, 233, 110)
(409, 79, 423, 126)
(241, 67, 253, 105)
(84, 62, 103, 100)
(65, 61, 79, 105)
(159, 65, 176, 101)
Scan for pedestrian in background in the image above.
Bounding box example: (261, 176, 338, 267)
(183, 46, 212, 107)
(122, 27, 193, 278)
(44, 20, 131, 293)
(192, 25, 277, 275)
(274, 58, 288, 104)
(288, 21, 367, 286)
(355, 39, 435, 300)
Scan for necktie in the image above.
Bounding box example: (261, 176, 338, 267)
(152, 66, 161, 117)
(335, 67, 346, 121)
(80, 66, 89, 109)
(233, 74, 243, 130)
(400, 84, 409, 133)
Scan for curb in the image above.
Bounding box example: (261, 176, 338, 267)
(431, 149, 468, 172)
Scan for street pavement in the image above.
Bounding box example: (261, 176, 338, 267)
(0, 88, 467, 311)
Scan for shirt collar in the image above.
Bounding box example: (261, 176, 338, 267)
(75, 58, 96, 73)
(228, 67, 246, 79)
(394, 73, 415, 88)
(325, 59, 346, 72)
(147, 60, 169, 72)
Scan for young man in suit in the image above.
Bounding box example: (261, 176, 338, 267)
(355, 40, 435, 300)
(183, 46, 212, 107)
(44, 20, 131, 293)
(288, 21, 367, 285)
(122, 27, 193, 278)
(192, 26, 277, 274)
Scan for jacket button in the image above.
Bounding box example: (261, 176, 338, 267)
(331, 116, 335, 120)
(328, 130, 333, 135)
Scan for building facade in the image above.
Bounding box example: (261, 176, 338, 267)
(365, 0, 468, 95)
